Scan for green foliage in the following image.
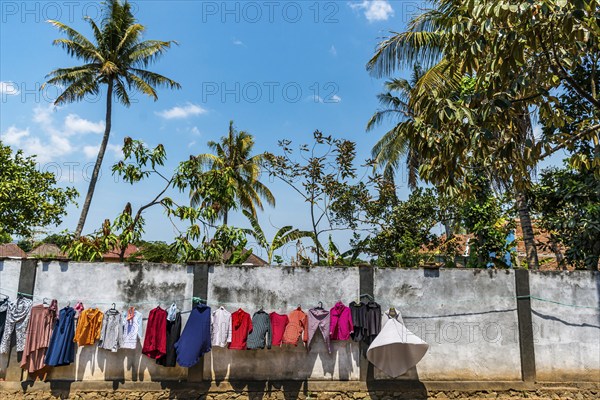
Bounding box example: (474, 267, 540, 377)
(265, 131, 358, 264)
(365, 188, 444, 267)
(44, 0, 180, 235)
(16, 239, 32, 251)
(44, 0, 180, 107)
(62, 220, 116, 261)
(195, 225, 252, 265)
(243, 210, 313, 264)
(0, 232, 12, 245)
(0, 142, 77, 238)
(532, 166, 600, 269)
(133, 241, 179, 263)
(366, 0, 600, 195)
(193, 121, 275, 224)
(461, 176, 514, 268)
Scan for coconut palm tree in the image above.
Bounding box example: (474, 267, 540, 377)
(367, 64, 426, 189)
(366, 1, 540, 269)
(43, 0, 180, 237)
(192, 121, 275, 225)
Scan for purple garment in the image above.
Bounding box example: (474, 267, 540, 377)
(330, 302, 353, 341)
(307, 308, 330, 353)
(174, 304, 211, 367)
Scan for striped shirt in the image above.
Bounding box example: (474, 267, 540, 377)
(247, 311, 271, 349)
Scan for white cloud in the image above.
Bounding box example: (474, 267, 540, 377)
(82, 143, 122, 160)
(3, 106, 113, 163)
(156, 103, 208, 119)
(1, 126, 29, 145)
(187, 140, 197, 148)
(64, 114, 104, 135)
(330, 94, 342, 103)
(349, 0, 394, 22)
(190, 126, 201, 136)
(0, 81, 19, 96)
(329, 45, 337, 56)
(233, 38, 245, 46)
(33, 105, 55, 126)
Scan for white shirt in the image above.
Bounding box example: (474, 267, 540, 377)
(211, 306, 232, 347)
(121, 310, 143, 349)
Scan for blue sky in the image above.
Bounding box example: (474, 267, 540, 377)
(0, 1, 565, 259)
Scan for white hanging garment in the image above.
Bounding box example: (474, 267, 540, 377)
(366, 310, 429, 378)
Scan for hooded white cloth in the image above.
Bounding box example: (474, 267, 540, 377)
(366, 311, 429, 377)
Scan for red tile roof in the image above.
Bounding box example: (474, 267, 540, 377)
(0, 243, 27, 259)
(102, 243, 140, 260)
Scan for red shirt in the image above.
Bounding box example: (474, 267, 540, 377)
(269, 312, 289, 346)
(142, 307, 167, 359)
(229, 309, 253, 350)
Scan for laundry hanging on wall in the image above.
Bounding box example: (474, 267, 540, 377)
(366, 309, 429, 378)
(0, 288, 430, 377)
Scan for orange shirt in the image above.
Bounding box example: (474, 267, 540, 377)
(74, 308, 103, 345)
(282, 308, 308, 346)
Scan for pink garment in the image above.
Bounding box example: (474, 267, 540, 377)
(329, 302, 353, 341)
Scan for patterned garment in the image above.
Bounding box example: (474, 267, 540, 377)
(121, 309, 143, 349)
(98, 309, 122, 352)
(247, 310, 272, 350)
(0, 297, 33, 353)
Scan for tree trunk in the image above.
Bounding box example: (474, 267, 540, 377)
(74, 80, 114, 237)
(549, 238, 565, 270)
(516, 191, 539, 270)
(223, 208, 228, 226)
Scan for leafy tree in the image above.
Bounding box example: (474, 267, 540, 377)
(44, 0, 180, 237)
(461, 175, 514, 268)
(532, 166, 600, 270)
(367, 64, 425, 189)
(365, 2, 551, 268)
(1, 233, 12, 245)
(41, 233, 71, 248)
(265, 131, 358, 264)
(0, 142, 77, 239)
(133, 241, 179, 263)
(361, 187, 444, 267)
(193, 121, 275, 225)
(64, 138, 217, 262)
(243, 210, 313, 264)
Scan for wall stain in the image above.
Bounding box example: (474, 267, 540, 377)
(117, 266, 186, 304)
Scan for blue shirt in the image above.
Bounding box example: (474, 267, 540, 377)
(174, 303, 211, 367)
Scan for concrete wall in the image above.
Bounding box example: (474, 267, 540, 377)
(374, 268, 521, 381)
(32, 262, 194, 381)
(0, 261, 598, 383)
(205, 265, 360, 381)
(529, 271, 600, 382)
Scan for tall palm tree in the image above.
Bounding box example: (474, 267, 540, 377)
(193, 121, 275, 225)
(43, 0, 180, 237)
(366, 0, 540, 269)
(367, 64, 425, 189)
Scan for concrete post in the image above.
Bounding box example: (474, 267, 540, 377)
(359, 266, 374, 382)
(515, 269, 536, 382)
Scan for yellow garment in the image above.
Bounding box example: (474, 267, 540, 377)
(74, 308, 103, 345)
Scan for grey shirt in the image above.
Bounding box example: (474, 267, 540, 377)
(98, 309, 122, 352)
